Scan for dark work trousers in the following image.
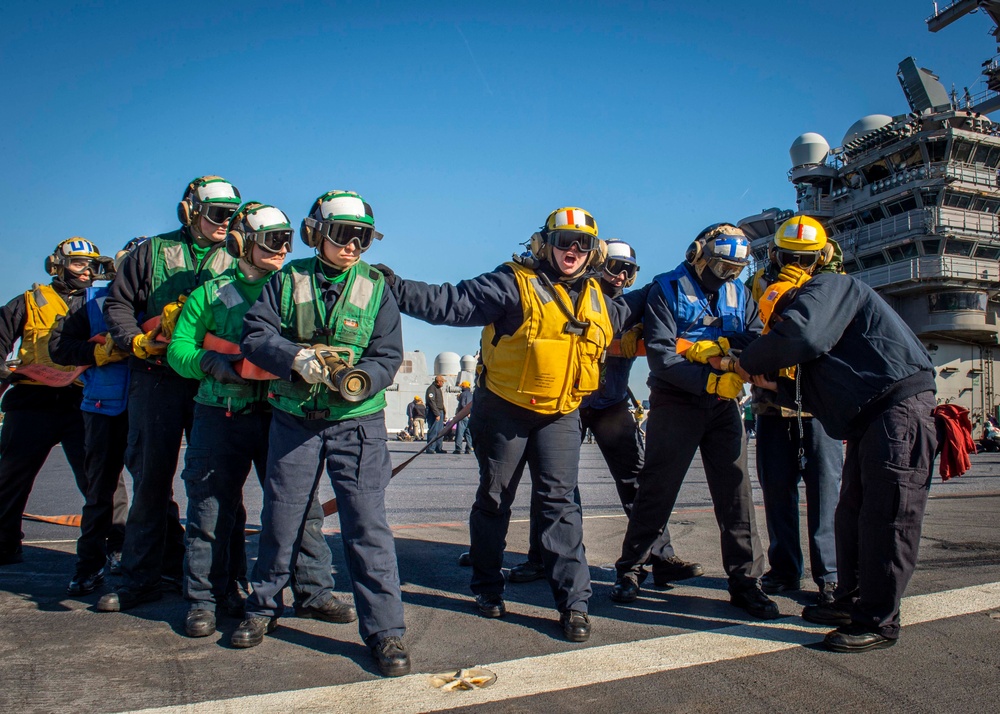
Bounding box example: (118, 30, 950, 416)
(524, 398, 676, 567)
(0, 393, 88, 555)
(119, 369, 194, 588)
(426, 411, 446, 453)
(183, 403, 336, 612)
(835, 390, 937, 639)
(755, 413, 842, 587)
(75, 410, 129, 576)
(247, 409, 404, 646)
(468, 388, 591, 614)
(617, 388, 765, 593)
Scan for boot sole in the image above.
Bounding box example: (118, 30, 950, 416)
(295, 607, 358, 624)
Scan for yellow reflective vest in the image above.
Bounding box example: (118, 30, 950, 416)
(17, 283, 82, 387)
(481, 262, 613, 415)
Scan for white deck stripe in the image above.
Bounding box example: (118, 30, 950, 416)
(129, 581, 1000, 714)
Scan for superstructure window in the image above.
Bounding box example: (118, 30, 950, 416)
(973, 144, 1000, 168)
(926, 139, 948, 163)
(834, 217, 859, 232)
(970, 196, 1000, 213)
(943, 191, 972, 209)
(922, 239, 941, 254)
(843, 259, 859, 273)
(884, 196, 918, 216)
(860, 252, 887, 267)
(951, 139, 975, 164)
(928, 291, 987, 312)
(918, 189, 941, 207)
(890, 145, 923, 170)
(857, 206, 885, 225)
(861, 160, 891, 183)
(886, 243, 918, 262)
(975, 245, 1000, 260)
(944, 239, 975, 256)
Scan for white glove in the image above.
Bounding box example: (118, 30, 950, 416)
(292, 348, 334, 389)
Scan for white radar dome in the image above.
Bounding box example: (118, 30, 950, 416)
(789, 133, 830, 168)
(460, 354, 477, 372)
(434, 352, 461, 377)
(842, 114, 892, 145)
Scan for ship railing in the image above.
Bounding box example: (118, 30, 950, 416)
(836, 210, 928, 255)
(940, 161, 998, 187)
(855, 255, 1000, 289)
(795, 195, 833, 214)
(931, 206, 999, 235)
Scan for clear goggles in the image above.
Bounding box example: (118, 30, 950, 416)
(65, 256, 115, 279)
(311, 219, 381, 250)
(546, 230, 598, 252)
(249, 229, 294, 254)
(198, 203, 239, 226)
(708, 257, 748, 281)
(604, 258, 638, 281)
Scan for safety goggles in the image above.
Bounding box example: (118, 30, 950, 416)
(315, 220, 381, 250)
(199, 203, 239, 226)
(708, 258, 748, 281)
(604, 258, 638, 281)
(546, 230, 598, 253)
(65, 258, 98, 275)
(250, 229, 294, 254)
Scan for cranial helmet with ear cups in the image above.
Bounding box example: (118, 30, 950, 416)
(45, 237, 101, 276)
(300, 190, 376, 249)
(686, 223, 750, 282)
(603, 239, 640, 287)
(772, 215, 833, 272)
(225, 202, 293, 260)
(528, 206, 605, 276)
(177, 176, 242, 229)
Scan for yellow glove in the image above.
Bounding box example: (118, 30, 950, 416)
(777, 264, 812, 288)
(94, 334, 130, 367)
(685, 336, 731, 364)
(619, 323, 643, 359)
(707, 371, 744, 400)
(158, 295, 188, 341)
(132, 330, 167, 359)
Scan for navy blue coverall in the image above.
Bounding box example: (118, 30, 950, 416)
(240, 261, 406, 647)
(739, 272, 937, 640)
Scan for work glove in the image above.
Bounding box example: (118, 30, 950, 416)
(132, 330, 168, 359)
(199, 350, 247, 385)
(686, 336, 731, 364)
(94, 333, 130, 367)
(706, 371, 744, 400)
(371, 263, 396, 288)
(619, 323, 643, 359)
(158, 295, 188, 341)
(777, 264, 812, 288)
(291, 348, 335, 389)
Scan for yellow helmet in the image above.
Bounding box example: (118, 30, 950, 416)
(545, 207, 598, 238)
(773, 215, 830, 271)
(758, 280, 799, 334)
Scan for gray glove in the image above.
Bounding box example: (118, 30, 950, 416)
(199, 351, 247, 385)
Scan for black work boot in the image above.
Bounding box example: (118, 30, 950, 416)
(67, 568, 105, 596)
(457, 551, 472, 567)
(560, 610, 591, 642)
(824, 624, 896, 653)
(0, 545, 24, 566)
(507, 560, 545, 583)
(184, 608, 217, 638)
(760, 570, 802, 594)
(475, 593, 506, 618)
(610, 574, 640, 603)
(371, 636, 411, 677)
(96, 584, 162, 612)
(652, 556, 705, 585)
(295, 596, 358, 623)
(802, 601, 852, 626)
(730, 583, 780, 619)
(231, 616, 278, 648)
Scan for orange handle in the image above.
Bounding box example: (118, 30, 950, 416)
(202, 333, 278, 381)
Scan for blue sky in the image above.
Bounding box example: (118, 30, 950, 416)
(1, 1, 991, 397)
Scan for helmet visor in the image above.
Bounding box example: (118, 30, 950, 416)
(547, 230, 598, 252)
(318, 221, 378, 250)
(251, 229, 294, 254)
(201, 203, 239, 226)
(604, 258, 638, 281)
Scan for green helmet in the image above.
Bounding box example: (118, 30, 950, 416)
(226, 202, 294, 260)
(300, 190, 382, 251)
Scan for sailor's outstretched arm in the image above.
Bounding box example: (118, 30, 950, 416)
(387, 265, 519, 328)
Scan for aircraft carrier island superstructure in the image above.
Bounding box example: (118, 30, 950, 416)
(739, 1, 1000, 426)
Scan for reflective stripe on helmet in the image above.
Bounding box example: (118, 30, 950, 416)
(709, 236, 749, 260)
(196, 181, 240, 203)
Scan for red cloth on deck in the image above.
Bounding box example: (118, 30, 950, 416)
(931, 404, 974, 481)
